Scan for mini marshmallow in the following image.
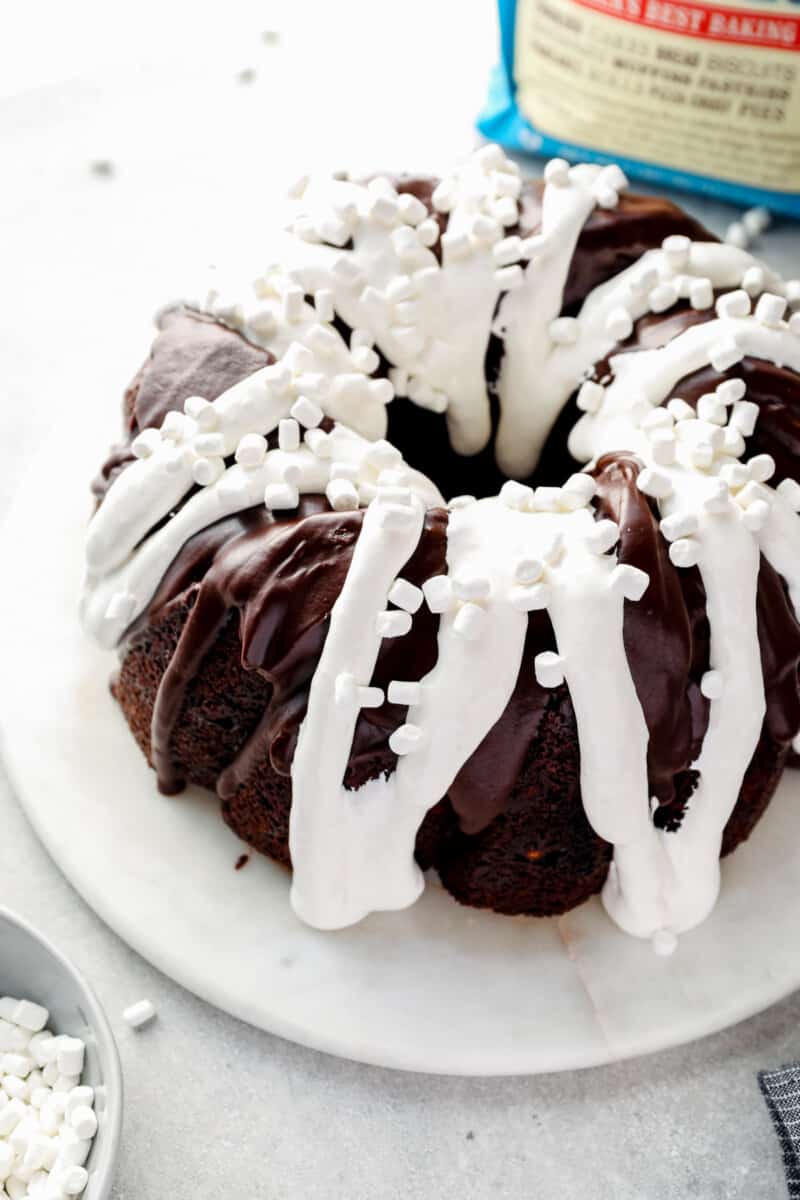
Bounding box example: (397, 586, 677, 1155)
(356, 686, 384, 710)
(69, 1106, 97, 1142)
(690, 442, 715, 471)
(55, 1041, 84, 1079)
(777, 478, 800, 512)
(606, 306, 633, 340)
(388, 578, 424, 614)
(649, 281, 679, 313)
(314, 288, 335, 322)
(131, 428, 163, 458)
(64, 1088, 93, 1124)
(743, 206, 771, 237)
(576, 381, 604, 414)
(650, 430, 676, 466)
(2, 1056, 33, 1080)
(453, 603, 487, 640)
(748, 454, 776, 482)
(662, 234, 691, 270)
(376, 610, 413, 638)
(535, 652, 566, 689)
(755, 293, 787, 327)
(398, 193, 427, 225)
(290, 396, 324, 428)
(10, 998, 49, 1036)
(667, 398, 695, 423)
(509, 583, 551, 612)
(660, 512, 699, 542)
(326, 478, 360, 512)
(669, 538, 701, 568)
(715, 290, 750, 320)
(366, 440, 403, 470)
(303, 321, 338, 352)
(563, 473, 596, 503)
(387, 680, 422, 706)
(725, 221, 749, 249)
(637, 468, 673, 499)
(689, 278, 713, 310)
(719, 462, 750, 490)
(549, 317, 579, 344)
(305, 428, 332, 459)
(741, 500, 771, 531)
(701, 670, 724, 700)
(235, 433, 267, 468)
(412, 218, 438, 246)
(441, 231, 472, 260)
(493, 236, 522, 267)
(609, 564, 650, 601)
(499, 480, 534, 511)
(62, 1165, 90, 1196)
(58, 1128, 92, 1168)
(741, 266, 765, 296)
(697, 393, 727, 426)
(703, 480, 731, 514)
(494, 265, 524, 291)
(709, 337, 744, 372)
(192, 456, 225, 487)
(161, 410, 189, 441)
(493, 196, 518, 227)
(737, 480, 772, 510)
(544, 158, 570, 187)
(585, 519, 620, 555)
(452, 576, 491, 603)
(264, 482, 299, 511)
(729, 400, 759, 437)
(513, 558, 544, 585)
(389, 724, 425, 755)
(716, 378, 747, 405)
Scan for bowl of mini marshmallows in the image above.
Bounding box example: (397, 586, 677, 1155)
(0, 908, 122, 1200)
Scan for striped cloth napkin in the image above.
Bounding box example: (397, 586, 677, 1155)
(760, 1066, 800, 1197)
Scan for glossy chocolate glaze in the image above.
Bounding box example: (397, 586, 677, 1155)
(93, 310, 272, 502)
(142, 496, 449, 798)
(102, 179, 800, 849)
(592, 453, 704, 811)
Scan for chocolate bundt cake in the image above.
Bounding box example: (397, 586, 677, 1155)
(82, 146, 800, 945)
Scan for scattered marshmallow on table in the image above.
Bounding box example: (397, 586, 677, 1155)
(121, 999, 156, 1030)
(0, 996, 97, 1198)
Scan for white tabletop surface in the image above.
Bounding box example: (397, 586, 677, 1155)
(2, 2, 799, 1195)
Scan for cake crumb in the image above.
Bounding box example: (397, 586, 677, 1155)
(236, 67, 257, 85)
(235, 853, 250, 871)
(465, 1131, 475, 1141)
(90, 159, 115, 179)
(261, 30, 280, 45)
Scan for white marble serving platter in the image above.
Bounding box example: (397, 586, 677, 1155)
(2, 423, 800, 1076)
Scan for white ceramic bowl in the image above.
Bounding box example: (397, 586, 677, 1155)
(0, 907, 123, 1199)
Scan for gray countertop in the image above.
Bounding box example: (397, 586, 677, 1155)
(2, 2, 799, 1195)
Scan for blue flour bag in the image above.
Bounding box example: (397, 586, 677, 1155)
(479, 0, 800, 217)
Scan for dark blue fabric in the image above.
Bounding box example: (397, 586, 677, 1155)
(760, 1065, 800, 1198)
